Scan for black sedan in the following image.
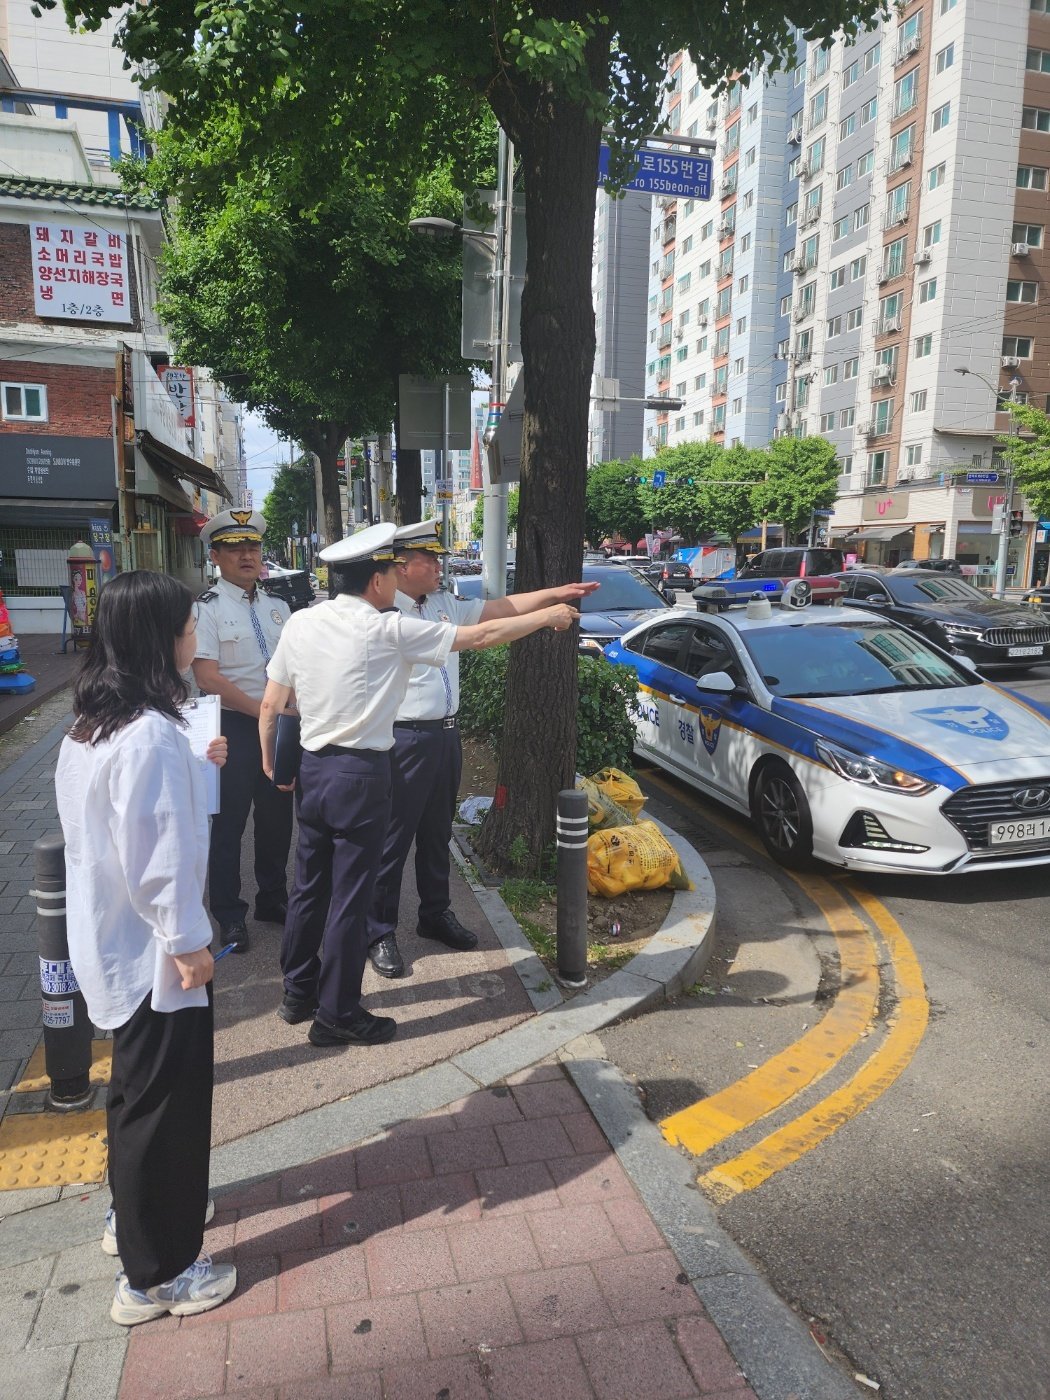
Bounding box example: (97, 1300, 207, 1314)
(609, 555, 694, 591)
(453, 562, 673, 655)
(833, 569, 1050, 670)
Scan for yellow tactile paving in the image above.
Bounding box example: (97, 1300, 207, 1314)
(0, 1109, 107, 1189)
(13, 1040, 112, 1094)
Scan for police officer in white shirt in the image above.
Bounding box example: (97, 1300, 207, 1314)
(364, 520, 600, 978)
(193, 509, 293, 952)
(259, 522, 580, 1048)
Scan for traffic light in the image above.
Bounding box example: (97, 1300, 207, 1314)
(1010, 509, 1024, 537)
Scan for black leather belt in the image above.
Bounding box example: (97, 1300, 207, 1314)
(393, 716, 457, 731)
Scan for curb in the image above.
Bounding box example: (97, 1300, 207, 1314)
(560, 1035, 863, 1400)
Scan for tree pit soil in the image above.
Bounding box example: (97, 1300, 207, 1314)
(458, 737, 674, 982)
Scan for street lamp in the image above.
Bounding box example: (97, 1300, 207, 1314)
(955, 366, 1021, 596)
(408, 217, 497, 254)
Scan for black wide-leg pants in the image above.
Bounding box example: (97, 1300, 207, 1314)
(107, 986, 214, 1290)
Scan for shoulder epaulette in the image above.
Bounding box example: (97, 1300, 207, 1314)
(197, 589, 218, 603)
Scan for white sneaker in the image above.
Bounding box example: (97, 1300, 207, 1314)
(102, 1198, 216, 1256)
(110, 1252, 237, 1326)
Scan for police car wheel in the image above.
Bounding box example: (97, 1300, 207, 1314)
(752, 761, 814, 869)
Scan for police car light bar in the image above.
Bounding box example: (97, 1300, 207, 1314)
(693, 579, 843, 613)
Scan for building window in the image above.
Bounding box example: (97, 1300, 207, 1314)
(1, 383, 48, 422)
(1013, 223, 1044, 247)
(923, 220, 942, 246)
(857, 149, 875, 178)
(733, 356, 745, 374)
(854, 204, 870, 231)
(716, 326, 730, 355)
(810, 87, 829, 127)
(736, 316, 748, 334)
(740, 231, 752, 251)
(775, 381, 788, 403)
(932, 102, 952, 133)
(777, 337, 790, 358)
(833, 216, 849, 241)
(911, 390, 927, 411)
(919, 277, 938, 303)
(827, 315, 842, 336)
(867, 451, 888, 486)
(889, 126, 914, 173)
(745, 145, 757, 167)
(678, 272, 692, 292)
(861, 96, 878, 125)
(939, 0, 956, 12)
(695, 373, 706, 390)
(824, 365, 838, 386)
(702, 220, 714, 239)
(681, 235, 693, 253)
(675, 416, 686, 432)
(864, 43, 881, 73)
(840, 454, 854, 474)
(928, 162, 947, 191)
(1007, 280, 1039, 303)
(742, 189, 755, 209)
(915, 333, 933, 358)
(937, 42, 955, 72)
(732, 398, 743, 414)
(840, 407, 855, 428)
(846, 306, 863, 331)
(844, 357, 859, 380)
(676, 346, 689, 362)
(693, 411, 704, 426)
(1023, 107, 1050, 133)
(812, 45, 831, 78)
(1002, 336, 1036, 358)
(830, 265, 846, 289)
(851, 255, 867, 281)
(713, 404, 726, 430)
(873, 399, 893, 434)
(1029, 49, 1050, 73)
(789, 154, 801, 180)
(785, 202, 798, 227)
(837, 164, 854, 191)
(839, 112, 857, 140)
(747, 101, 759, 124)
(801, 233, 819, 268)
(697, 336, 708, 352)
(1017, 166, 1049, 189)
(893, 70, 918, 118)
(783, 250, 794, 273)
(884, 237, 907, 278)
(794, 61, 807, 87)
(676, 381, 687, 398)
(820, 412, 836, 432)
(738, 274, 749, 293)
(808, 135, 826, 173)
(843, 60, 859, 89)
(905, 444, 923, 466)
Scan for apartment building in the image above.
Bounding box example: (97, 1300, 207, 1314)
(588, 186, 650, 462)
(645, 0, 1049, 583)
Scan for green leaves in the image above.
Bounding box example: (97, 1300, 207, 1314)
(998, 404, 1050, 522)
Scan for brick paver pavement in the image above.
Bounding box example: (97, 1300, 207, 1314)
(117, 1065, 757, 1400)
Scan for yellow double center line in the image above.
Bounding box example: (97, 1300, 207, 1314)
(643, 769, 928, 1199)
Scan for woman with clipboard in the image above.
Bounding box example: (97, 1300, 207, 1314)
(55, 572, 235, 1327)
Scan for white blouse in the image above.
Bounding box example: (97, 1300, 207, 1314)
(55, 710, 213, 1029)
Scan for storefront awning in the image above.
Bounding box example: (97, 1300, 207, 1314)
(175, 508, 210, 537)
(136, 431, 231, 502)
(848, 525, 914, 542)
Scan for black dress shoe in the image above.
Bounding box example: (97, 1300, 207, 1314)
(220, 920, 249, 953)
(254, 898, 288, 925)
(368, 935, 405, 978)
(278, 992, 318, 1025)
(308, 1009, 397, 1047)
(416, 909, 479, 951)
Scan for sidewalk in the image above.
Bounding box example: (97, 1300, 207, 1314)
(0, 715, 859, 1400)
(0, 636, 80, 739)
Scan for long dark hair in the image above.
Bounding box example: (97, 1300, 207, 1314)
(70, 571, 194, 745)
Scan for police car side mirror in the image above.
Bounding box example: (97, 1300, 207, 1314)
(955, 654, 979, 672)
(662, 587, 676, 603)
(695, 671, 736, 694)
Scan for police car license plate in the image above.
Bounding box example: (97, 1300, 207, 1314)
(1008, 645, 1043, 657)
(989, 817, 1050, 845)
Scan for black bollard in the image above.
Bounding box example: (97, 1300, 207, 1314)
(556, 788, 590, 988)
(34, 833, 93, 1111)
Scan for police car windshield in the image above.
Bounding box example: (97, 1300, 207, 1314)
(741, 620, 972, 698)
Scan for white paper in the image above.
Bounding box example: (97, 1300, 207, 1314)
(180, 694, 221, 814)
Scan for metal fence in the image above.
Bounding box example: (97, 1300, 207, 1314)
(0, 524, 83, 597)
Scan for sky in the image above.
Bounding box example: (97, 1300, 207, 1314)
(240, 409, 291, 508)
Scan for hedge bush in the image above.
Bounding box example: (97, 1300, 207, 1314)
(459, 646, 639, 776)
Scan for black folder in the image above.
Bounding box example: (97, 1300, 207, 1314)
(272, 711, 302, 786)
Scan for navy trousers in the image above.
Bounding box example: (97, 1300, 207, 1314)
(281, 748, 391, 1027)
(367, 723, 462, 947)
(108, 986, 213, 1290)
(208, 709, 293, 926)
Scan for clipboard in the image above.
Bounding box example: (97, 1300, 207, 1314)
(272, 711, 302, 787)
(178, 694, 221, 814)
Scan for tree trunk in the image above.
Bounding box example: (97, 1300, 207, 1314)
(304, 422, 346, 547)
(475, 84, 602, 872)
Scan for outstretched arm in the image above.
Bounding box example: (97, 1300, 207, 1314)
(450, 603, 579, 651)
(479, 580, 599, 620)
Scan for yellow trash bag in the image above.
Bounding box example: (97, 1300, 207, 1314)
(586, 820, 693, 898)
(591, 767, 646, 818)
(577, 776, 638, 832)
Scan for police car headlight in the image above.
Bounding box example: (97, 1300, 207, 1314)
(578, 637, 607, 656)
(815, 739, 934, 795)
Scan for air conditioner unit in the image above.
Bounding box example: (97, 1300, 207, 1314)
(877, 272, 890, 285)
(793, 307, 808, 322)
(793, 257, 808, 274)
(894, 212, 909, 226)
(872, 366, 893, 386)
(904, 35, 921, 55)
(1012, 242, 1030, 256)
(777, 413, 791, 431)
(880, 315, 902, 334)
(717, 221, 731, 238)
(706, 117, 718, 132)
(674, 327, 684, 341)
(914, 249, 931, 264)
(1002, 355, 1021, 367)
(898, 154, 912, 168)
(863, 422, 878, 437)
(719, 178, 732, 195)
(697, 315, 709, 328)
(802, 209, 821, 228)
(788, 126, 803, 144)
(896, 466, 915, 482)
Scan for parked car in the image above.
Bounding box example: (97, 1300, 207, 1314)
(895, 557, 964, 574)
(832, 569, 1050, 670)
(602, 581, 1050, 874)
(258, 568, 314, 613)
(608, 554, 693, 591)
(454, 562, 672, 655)
(736, 546, 845, 580)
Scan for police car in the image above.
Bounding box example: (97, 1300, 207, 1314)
(602, 580, 1050, 874)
